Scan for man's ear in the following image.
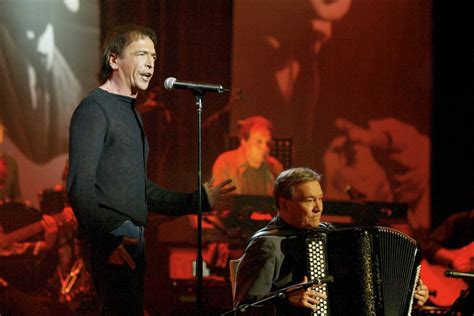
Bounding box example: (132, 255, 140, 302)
(278, 197, 287, 211)
(109, 53, 120, 70)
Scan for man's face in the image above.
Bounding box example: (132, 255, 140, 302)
(113, 37, 156, 94)
(279, 180, 324, 229)
(242, 125, 272, 168)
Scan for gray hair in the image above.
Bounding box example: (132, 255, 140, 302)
(273, 167, 322, 209)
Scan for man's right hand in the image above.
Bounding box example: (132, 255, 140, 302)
(107, 236, 139, 270)
(286, 276, 327, 311)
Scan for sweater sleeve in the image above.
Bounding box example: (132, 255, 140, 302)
(146, 178, 211, 216)
(67, 101, 114, 236)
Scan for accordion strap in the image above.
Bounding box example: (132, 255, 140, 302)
(248, 221, 334, 246)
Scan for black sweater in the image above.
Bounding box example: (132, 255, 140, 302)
(67, 88, 208, 240)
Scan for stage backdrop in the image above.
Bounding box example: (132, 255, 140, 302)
(231, 0, 432, 235)
(0, 0, 100, 208)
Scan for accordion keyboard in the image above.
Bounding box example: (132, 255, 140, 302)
(306, 234, 330, 316)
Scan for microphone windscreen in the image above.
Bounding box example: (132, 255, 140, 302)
(164, 77, 177, 90)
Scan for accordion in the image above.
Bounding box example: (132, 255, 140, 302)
(305, 226, 422, 316)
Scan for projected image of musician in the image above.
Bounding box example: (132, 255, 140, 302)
(233, 167, 429, 315)
(0, 1, 84, 163)
(0, 1, 100, 208)
(201, 116, 284, 272)
(231, 0, 351, 169)
(323, 117, 431, 239)
(212, 116, 283, 196)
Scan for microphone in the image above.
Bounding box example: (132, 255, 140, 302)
(282, 275, 334, 294)
(444, 270, 474, 280)
(305, 275, 335, 287)
(164, 77, 227, 94)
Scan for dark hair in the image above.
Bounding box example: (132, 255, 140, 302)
(273, 167, 322, 209)
(237, 116, 273, 140)
(97, 24, 157, 83)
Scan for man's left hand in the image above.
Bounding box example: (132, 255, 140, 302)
(107, 237, 139, 270)
(204, 176, 236, 210)
(414, 278, 429, 306)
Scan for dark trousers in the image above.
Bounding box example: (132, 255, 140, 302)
(82, 240, 146, 316)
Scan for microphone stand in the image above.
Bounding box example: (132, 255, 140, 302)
(221, 292, 284, 316)
(166, 79, 227, 314)
(444, 270, 474, 280)
(221, 276, 334, 315)
(194, 90, 204, 315)
(445, 269, 474, 315)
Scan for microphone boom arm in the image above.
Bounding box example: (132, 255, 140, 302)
(221, 275, 334, 315)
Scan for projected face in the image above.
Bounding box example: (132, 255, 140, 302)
(307, 0, 352, 52)
(30, 23, 55, 73)
(241, 125, 272, 168)
(3, 5, 54, 78)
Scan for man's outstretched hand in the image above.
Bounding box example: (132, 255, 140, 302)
(204, 176, 236, 210)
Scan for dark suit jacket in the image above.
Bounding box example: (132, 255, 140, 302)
(234, 216, 334, 315)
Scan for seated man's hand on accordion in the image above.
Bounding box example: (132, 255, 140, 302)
(287, 276, 327, 311)
(414, 278, 429, 306)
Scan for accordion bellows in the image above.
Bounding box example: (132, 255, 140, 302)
(305, 226, 422, 316)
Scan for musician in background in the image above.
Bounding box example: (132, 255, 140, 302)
(421, 210, 473, 314)
(0, 213, 59, 257)
(234, 167, 429, 315)
(423, 210, 473, 272)
(0, 212, 69, 314)
(207, 116, 283, 272)
(212, 116, 283, 196)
